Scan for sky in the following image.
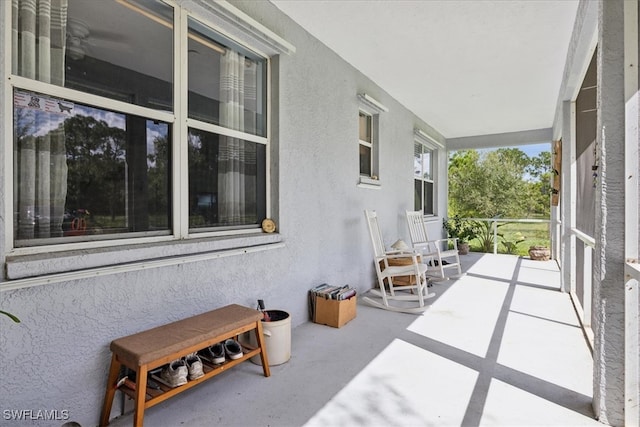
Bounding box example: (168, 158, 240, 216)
(471, 142, 550, 159)
(520, 142, 551, 158)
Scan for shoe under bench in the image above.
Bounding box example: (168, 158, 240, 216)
(99, 304, 270, 427)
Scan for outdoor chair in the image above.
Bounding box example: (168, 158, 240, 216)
(363, 210, 435, 314)
(406, 210, 463, 280)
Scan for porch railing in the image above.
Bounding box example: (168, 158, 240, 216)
(570, 227, 595, 347)
(465, 217, 551, 255)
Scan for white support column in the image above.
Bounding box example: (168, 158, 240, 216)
(583, 246, 592, 328)
(561, 100, 576, 295)
(624, 0, 640, 425)
(592, 1, 627, 424)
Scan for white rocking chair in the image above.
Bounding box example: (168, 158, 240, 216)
(363, 210, 435, 314)
(406, 210, 463, 280)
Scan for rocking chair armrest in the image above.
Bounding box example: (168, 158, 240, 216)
(432, 237, 458, 245)
(427, 237, 459, 250)
(384, 251, 420, 261)
(414, 239, 457, 252)
(411, 242, 430, 250)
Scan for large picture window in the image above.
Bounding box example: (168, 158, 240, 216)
(9, 0, 269, 249)
(13, 91, 171, 245)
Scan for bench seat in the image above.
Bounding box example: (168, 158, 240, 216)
(100, 304, 270, 426)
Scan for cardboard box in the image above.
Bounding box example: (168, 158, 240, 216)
(314, 296, 357, 328)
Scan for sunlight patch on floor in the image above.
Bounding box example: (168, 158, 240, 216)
(464, 253, 520, 281)
(498, 305, 593, 396)
(517, 258, 561, 289)
(480, 378, 600, 426)
(303, 339, 478, 427)
(407, 274, 509, 357)
(510, 283, 581, 327)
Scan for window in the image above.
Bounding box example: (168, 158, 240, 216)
(186, 16, 267, 231)
(9, 0, 272, 249)
(357, 94, 387, 186)
(413, 129, 441, 216)
(359, 111, 373, 176)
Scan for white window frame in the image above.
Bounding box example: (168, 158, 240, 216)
(358, 110, 374, 177)
(357, 93, 387, 188)
(1, 0, 295, 285)
(414, 129, 443, 216)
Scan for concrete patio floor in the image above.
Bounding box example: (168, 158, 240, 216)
(107, 252, 600, 427)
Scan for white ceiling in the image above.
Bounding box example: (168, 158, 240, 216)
(270, 0, 579, 139)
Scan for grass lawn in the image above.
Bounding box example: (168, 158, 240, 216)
(468, 220, 550, 257)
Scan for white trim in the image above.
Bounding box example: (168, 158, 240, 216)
(627, 262, 640, 283)
(357, 176, 381, 189)
(570, 289, 594, 350)
(447, 128, 552, 151)
(2, 0, 13, 255)
(414, 128, 444, 149)
(9, 76, 176, 124)
(571, 227, 596, 248)
(567, 101, 577, 295)
(176, 3, 189, 239)
(186, 118, 268, 145)
(265, 56, 273, 220)
(357, 93, 388, 114)
(184, 0, 295, 56)
(0, 242, 285, 292)
(624, 1, 639, 424)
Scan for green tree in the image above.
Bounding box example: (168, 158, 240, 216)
(448, 147, 551, 252)
(448, 148, 529, 219)
(524, 151, 552, 217)
(64, 115, 126, 223)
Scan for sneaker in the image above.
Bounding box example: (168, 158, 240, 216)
(202, 342, 226, 365)
(224, 339, 243, 360)
(185, 353, 204, 380)
(160, 359, 188, 387)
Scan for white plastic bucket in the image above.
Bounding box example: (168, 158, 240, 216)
(249, 310, 291, 366)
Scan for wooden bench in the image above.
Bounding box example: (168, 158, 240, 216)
(99, 304, 270, 426)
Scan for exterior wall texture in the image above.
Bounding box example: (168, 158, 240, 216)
(593, 1, 626, 424)
(554, 1, 628, 424)
(0, 1, 447, 425)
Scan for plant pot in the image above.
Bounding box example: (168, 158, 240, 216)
(458, 242, 470, 255)
(528, 246, 550, 261)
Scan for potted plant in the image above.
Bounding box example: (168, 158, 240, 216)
(528, 245, 551, 260)
(443, 216, 479, 255)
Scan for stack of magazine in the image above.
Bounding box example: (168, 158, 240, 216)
(308, 283, 356, 320)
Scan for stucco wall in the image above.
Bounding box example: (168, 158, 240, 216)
(0, 1, 447, 425)
(553, 0, 626, 424)
(592, 1, 626, 425)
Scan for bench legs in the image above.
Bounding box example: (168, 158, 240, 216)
(133, 365, 148, 427)
(255, 320, 271, 377)
(100, 354, 122, 426)
(100, 319, 270, 426)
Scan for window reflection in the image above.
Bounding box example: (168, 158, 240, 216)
(13, 90, 171, 246)
(13, 0, 174, 110)
(187, 17, 267, 136)
(188, 128, 266, 229)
